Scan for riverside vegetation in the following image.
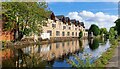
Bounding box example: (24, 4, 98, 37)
(67, 37, 119, 68)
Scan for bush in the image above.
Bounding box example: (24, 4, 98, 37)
(79, 31, 83, 38)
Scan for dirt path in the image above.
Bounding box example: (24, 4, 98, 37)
(106, 42, 120, 68)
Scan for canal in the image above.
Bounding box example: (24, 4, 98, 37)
(2, 38, 111, 67)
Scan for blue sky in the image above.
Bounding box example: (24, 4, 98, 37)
(48, 2, 118, 30)
(48, 2, 118, 16)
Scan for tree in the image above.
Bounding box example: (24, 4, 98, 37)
(100, 28, 108, 35)
(109, 27, 117, 39)
(2, 2, 50, 41)
(114, 18, 120, 35)
(79, 31, 83, 38)
(88, 24, 100, 36)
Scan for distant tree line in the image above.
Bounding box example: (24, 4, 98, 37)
(88, 22, 118, 39)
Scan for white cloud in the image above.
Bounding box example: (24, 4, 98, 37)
(67, 10, 118, 31)
(67, 12, 83, 21)
(79, 10, 95, 18)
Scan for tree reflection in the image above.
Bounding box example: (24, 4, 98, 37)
(79, 40, 84, 53)
(2, 45, 48, 68)
(89, 38, 99, 50)
(99, 37, 107, 45)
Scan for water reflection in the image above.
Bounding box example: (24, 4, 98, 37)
(89, 38, 99, 51)
(2, 38, 111, 67)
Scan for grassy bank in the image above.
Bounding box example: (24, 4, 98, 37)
(93, 39, 118, 67)
(67, 38, 119, 68)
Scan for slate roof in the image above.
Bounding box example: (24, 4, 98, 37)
(56, 15, 65, 21)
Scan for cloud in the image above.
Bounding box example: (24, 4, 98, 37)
(67, 12, 83, 21)
(67, 10, 118, 30)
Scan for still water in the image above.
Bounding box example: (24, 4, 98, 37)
(2, 38, 111, 67)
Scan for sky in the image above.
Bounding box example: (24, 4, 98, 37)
(48, 2, 118, 31)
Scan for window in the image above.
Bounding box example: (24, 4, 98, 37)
(62, 42, 64, 47)
(56, 43, 60, 49)
(69, 27, 71, 30)
(67, 42, 70, 46)
(62, 32, 65, 36)
(56, 31, 60, 36)
(67, 32, 70, 36)
(52, 24, 56, 28)
(63, 26, 66, 30)
(75, 28, 77, 30)
(76, 32, 77, 36)
(49, 44, 52, 50)
(47, 30, 52, 36)
(72, 32, 74, 36)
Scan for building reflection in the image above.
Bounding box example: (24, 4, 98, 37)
(22, 40, 85, 61)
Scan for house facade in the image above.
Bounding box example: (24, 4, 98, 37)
(42, 12, 87, 39)
(0, 12, 88, 41)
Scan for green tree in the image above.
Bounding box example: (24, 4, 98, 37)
(114, 18, 120, 35)
(88, 24, 100, 36)
(100, 28, 108, 35)
(79, 31, 83, 38)
(2, 2, 50, 41)
(109, 27, 117, 39)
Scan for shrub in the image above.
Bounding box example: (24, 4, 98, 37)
(79, 31, 83, 38)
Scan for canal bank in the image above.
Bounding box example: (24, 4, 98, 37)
(106, 42, 120, 68)
(90, 39, 119, 68)
(3, 37, 87, 49)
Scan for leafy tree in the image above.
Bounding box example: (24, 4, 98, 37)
(114, 18, 120, 35)
(79, 31, 83, 38)
(109, 27, 117, 39)
(2, 2, 50, 41)
(88, 24, 100, 36)
(100, 28, 108, 35)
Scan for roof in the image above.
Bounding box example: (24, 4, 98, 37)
(70, 19, 76, 23)
(56, 15, 65, 20)
(80, 22, 85, 28)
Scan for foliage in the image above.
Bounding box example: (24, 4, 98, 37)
(114, 18, 120, 35)
(94, 39, 118, 67)
(109, 27, 117, 39)
(2, 2, 50, 41)
(79, 31, 83, 38)
(88, 24, 100, 36)
(100, 28, 108, 35)
(66, 54, 95, 69)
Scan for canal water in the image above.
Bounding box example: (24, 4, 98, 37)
(2, 38, 111, 67)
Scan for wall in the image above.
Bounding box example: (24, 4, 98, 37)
(42, 19, 85, 38)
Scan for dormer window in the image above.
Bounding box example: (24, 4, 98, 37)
(63, 26, 66, 30)
(52, 24, 56, 28)
(69, 27, 71, 30)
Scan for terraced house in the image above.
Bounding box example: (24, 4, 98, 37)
(0, 12, 88, 41)
(42, 12, 88, 40)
